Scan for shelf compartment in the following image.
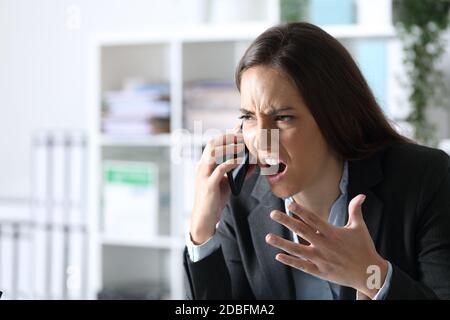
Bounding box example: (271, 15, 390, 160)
(101, 235, 184, 249)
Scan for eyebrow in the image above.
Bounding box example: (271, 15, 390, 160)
(239, 106, 295, 116)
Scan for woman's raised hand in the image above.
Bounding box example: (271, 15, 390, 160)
(189, 124, 246, 244)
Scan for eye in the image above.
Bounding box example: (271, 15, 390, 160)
(275, 115, 294, 122)
(239, 114, 255, 121)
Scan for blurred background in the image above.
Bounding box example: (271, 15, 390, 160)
(0, 0, 449, 300)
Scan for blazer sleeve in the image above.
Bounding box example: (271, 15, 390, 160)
(183, 203, 255, 300)
(387, 151, 450, 299)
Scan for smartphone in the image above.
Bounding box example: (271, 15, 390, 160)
(227, 127, 250, 196)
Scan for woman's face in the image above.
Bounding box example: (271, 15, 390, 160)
(239, 65, 334, 198)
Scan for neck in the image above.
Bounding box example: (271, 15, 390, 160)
(292, 156, 344, 221)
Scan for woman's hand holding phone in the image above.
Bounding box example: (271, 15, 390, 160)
(190, 124, 246, 245)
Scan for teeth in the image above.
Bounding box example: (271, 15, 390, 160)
(264, 157, 280, 166)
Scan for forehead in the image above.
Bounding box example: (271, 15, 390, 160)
(240, 66, 302, 111)
(241, 65, 295, 91)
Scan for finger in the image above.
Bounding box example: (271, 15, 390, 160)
(213, 143, 245, 164)
(287, 202, 331, 234)
(209, 157, 244, 184)
(265, 233, 315, 260)
(275, 253, 319, 275)
(211, 132, 244, 147)
(201, 134, 244, 168)
(346, 194, 366, 227)
(270, 210, 321, 245)
(199, 140, 216, 172)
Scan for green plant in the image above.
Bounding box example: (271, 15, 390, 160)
(393, 0, 450, 145)
(280, 0, 309, 22)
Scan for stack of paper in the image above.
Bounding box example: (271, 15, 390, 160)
(102, 82, 170, 136)
(184, 80, 240, 132)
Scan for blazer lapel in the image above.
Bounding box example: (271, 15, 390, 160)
(347, 152, 384, 245)
(341, 151, 385, 300)
(247, 174, 296, 299)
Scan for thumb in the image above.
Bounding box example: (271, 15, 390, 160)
(347, 194, 366, 227)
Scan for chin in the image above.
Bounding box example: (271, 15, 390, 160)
(269, 183, 295, 199)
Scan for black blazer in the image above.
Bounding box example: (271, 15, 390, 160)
(183, 142, 450, 300)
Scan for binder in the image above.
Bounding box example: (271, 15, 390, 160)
(32, 223, 47, 299)
(17, 223, 33, 299)
(0, 224, 13, 299)
(66, 228, 84, 299)
(69, 134, 84, 226)
(50, 225, 64, 299)
(29, 131, 89, 299)
(51, 134, 66, 226)
(0, 224, 3, 297)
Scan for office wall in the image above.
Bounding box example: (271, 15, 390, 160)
(0, 0, 199, 198)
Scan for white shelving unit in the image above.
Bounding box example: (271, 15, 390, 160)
(86, 0, 401, 300)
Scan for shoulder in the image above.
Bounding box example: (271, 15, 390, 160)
(381, 142, 449, 179)
(378, 142, 450, 211)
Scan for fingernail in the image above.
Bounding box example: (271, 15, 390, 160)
(270, 211, 280, 219)
(288, 203, 300, 212)
(359, 195, 366, 205)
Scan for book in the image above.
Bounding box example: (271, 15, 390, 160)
(102, 161, 159, 239)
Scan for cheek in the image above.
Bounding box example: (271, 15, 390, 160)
(284, 122, 327, 166)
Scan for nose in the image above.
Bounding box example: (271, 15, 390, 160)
(254, 126, 280, 161)
(242, 117, 280, 164)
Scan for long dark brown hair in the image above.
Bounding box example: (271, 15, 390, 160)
(235, 22, 410, 160)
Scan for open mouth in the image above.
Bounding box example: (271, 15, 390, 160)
(276, 162, 287, 174)
(259, 158, 288, 183)
(261, 162, 286, 173)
